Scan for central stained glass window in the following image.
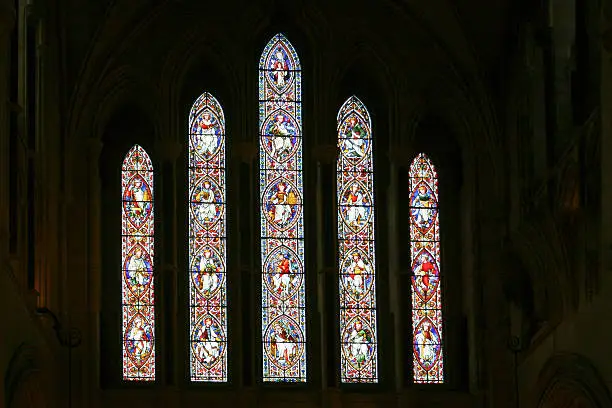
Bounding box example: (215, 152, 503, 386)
(259, 33, 307, 382)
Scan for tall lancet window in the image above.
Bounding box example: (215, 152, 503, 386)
(188, 92, 228, 382)
(409, 153, 444, 383)
(259, 33, 307, 382)
(337, 96, 378, 383)
(122, 145, 156, 381)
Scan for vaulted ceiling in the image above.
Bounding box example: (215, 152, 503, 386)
(60, 0, 516, 84)
(451, 0, 514, 71)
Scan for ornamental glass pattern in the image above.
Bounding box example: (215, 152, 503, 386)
(259, 33, 307, 382)
(188, 92, 228, 382)
(122, 144, 156, 381)
(409, 153, 444, 383)
(337, 96, 378, 383)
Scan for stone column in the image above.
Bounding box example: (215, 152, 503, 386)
(0, 0, 15, 260)
(550, 0, 577, 143)
(601, 0, 612, 325)
(312, 144, 336, 389)
(86, 137, 103, 407)
(480, 209, 514, 408)
(0, 2, 16, 405)
(233, 141, 256, 393)
(459, 150, 479, 394)
(387, 146, 414, 390)
(154, 138, 181, 388)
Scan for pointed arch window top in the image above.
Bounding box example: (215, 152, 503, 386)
(409, 152, 444, 384)
(122, 144, 153, 172)
(259, 33, 307, 382)
(189, 92, 226, 132)
(259, 33, 301, 71)
(337, 96, 378, 383)
(121, 144, 155, 381)
(337, 95, 371, 133)
(187, 91, 228, 382)
(409, 153, 438, 187)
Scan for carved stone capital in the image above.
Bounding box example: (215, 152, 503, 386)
(233, 142, 257, 163)
(155, 139, 182, 163)
(312, 144, 337, 164)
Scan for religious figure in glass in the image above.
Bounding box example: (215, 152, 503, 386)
(188, 92, 228, 382)
(194, 112, 220, 156)
(337, 96, 378, 383)
(259, 34, 307, 382)
(341, 117, 369, 159)
(409, 153, 444, 384)
(194, 316, 224, 367)
(346, 319, 374, 369)
(121, 145, 155, 381)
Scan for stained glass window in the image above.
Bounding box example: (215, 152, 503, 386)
(409, 153, 444, 383)
(188, 92, 228, 382)
(122, 145, 155, 381)
(337, 96, 378, 383)
(259, 34, 307, 382)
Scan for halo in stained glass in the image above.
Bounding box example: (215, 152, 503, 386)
(338, 181, 374, 233)
(188, 92, 228, 382)
(259, 33, 307, 382)
(260, 111, 301, 163)
(262, 178, 302, 232)
(409, 153, 444, 384)
(337, 96, 378, 383)
(190, 177, 225, 228)
(191, 315, 227, 371)
(341, 317, 376, 372)
(263, 245, 304, 301)
(121, 144, 156, 381)
(190, 245, 226, 299)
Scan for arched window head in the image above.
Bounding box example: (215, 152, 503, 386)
(409, 153, 444, 384)
(188, 92, 228, 382)
(337, 96, 379, 383)
(259, 33, 307, 382)
(121, 144, 155, 381)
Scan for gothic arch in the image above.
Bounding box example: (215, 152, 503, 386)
(331, 42, 397, 109)
(332, 38, 406, 166)
(398, 77, 502, 214)
(169, 31, 241, 107)
(91, 66, 160, 143)
(250, 4, 322, 61)
(386, 0, 479, 76)
(98, 105, 160, 387)
(67, 1, 492, 146)
(402, 115, 468, 388)
(54, 0, 512, 394)
(535, 353, 612, 408)
(66, 1, 169, 140)
(99, 103, 159, 154)
(174, 44, 238, 132)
